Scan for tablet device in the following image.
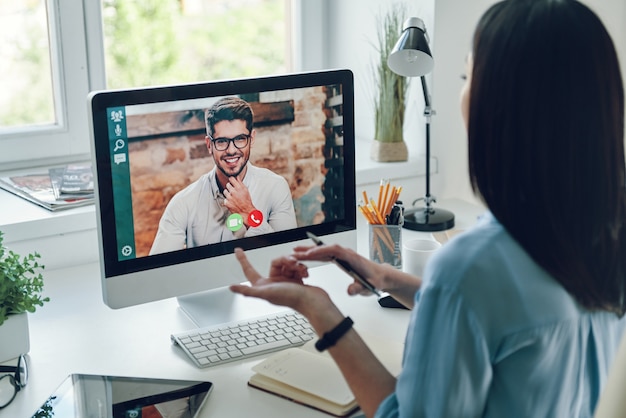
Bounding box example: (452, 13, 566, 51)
(30, 374, 213, 418)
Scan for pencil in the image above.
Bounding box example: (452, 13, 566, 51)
(373, 230, 384, 262)
(382, 186, 396, 218)
(369, 199, 386, 224)
(391, 188, 400, 216)
(380, 181, 390, 214)
(357, 184, 403, 226)
(374, 226, 395, 253)
(358, 205, 376, 224)
(369, 206, 383, 226)
(393, 187, 403, 211)
(377, 179, 385, 213)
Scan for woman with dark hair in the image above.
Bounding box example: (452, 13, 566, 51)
(467, 0, 626, 316)
(230, 0, 626, 416)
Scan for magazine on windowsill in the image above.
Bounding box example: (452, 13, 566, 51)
(0, 164, 94, 211)
(49, 164, 94, 199)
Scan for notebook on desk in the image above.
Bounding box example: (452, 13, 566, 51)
(248, 330, 404, 417)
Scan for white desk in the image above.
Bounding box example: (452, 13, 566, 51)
(3, 199, 484, 417)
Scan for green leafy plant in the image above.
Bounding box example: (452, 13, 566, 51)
(0, 231, 49, 326)
(373, 3, 409, 144)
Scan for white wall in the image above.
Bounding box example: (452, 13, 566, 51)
(431, 0, 626, 204)
(323, 0, 433, 157)
(325, 0, 626, 206)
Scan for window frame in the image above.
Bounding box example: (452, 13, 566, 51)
(0, 0, 325, 171)
(0, 0, 91, 171)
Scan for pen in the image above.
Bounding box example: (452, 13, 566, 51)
(387, 200, 404, 225)
(306, 231, 381, 296)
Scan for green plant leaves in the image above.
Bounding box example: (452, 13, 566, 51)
(0, 231, 49, 326)
(373, 3, 409, 144)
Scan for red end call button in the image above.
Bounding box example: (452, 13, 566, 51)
(248, 210, 263, 227)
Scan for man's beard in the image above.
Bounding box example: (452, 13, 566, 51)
(217, 154, 248, 179)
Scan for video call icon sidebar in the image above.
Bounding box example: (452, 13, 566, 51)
(107, 106, 136, 261)
(109, 109, 128, 166)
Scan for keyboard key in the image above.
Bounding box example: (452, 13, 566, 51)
(190, 346, 209, 355)
(288, 336, 304, 344)
(241, 339, 291, 355)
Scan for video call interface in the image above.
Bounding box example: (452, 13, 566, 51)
(99, 80, 353, 271)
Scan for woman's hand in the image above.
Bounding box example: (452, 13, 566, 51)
(291, 244, 392, 295)
(231, 248, 398, 418)
(229, 248, 336, 318)
(291, 243, 422, 308)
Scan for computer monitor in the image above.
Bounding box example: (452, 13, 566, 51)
(88, 69, 356, 326)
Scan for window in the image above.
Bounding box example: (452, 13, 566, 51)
(0, 1, 92, 170)
(0, 2, 55, 129)
(0, 0, 324, 170)
(101, 0, 291, 89)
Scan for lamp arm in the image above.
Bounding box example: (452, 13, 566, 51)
(418, 75, 435, 208)
(420, 76, 431, 109)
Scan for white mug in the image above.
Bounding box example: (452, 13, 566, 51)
(402, 239, 442, 277)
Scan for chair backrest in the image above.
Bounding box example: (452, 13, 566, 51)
(594, 333, 626, 417)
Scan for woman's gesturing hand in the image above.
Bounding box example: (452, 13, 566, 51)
(229, 248, 335, 318)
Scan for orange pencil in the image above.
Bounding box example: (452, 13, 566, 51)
(369, 199, 386, 224)
(389, 189, 400, 213)
(372, 230, 384, 261)
(357, 200, 372, 223)
(383, 186, 397, 218)
(393, 187, 403, 210)
(377, 179, 385, 213)
(386, 186, 403, 219)
(380, 181, 390, 214)
(358, 205, 376, 224)
(370, 204, 382, 224)
(368, 207, 380, 225)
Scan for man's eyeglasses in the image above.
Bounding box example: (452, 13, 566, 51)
(0, 354, 28, 409)
(209, 134, 250, 151)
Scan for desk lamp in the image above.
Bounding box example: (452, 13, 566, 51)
(388, 17, 455, 231)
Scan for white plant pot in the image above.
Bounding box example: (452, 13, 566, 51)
(0, 313, 30, 363)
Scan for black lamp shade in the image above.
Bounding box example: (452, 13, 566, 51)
(387, 17, 434, 77)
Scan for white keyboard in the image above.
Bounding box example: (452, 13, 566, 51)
(171, 311, 316, 368)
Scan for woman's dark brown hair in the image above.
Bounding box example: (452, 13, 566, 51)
(468, 0, 626, 315)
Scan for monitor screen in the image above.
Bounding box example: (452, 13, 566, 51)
(89, 69, 356, 315)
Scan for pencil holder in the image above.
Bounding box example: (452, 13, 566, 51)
(369, 224, 402, 269)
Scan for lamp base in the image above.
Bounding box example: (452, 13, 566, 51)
(403, 207, 455, 232)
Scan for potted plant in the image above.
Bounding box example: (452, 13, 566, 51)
(0, 230, 49, 362)
(371, 3, 410, 162)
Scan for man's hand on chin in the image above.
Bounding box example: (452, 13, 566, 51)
(223, 176, 256, 226)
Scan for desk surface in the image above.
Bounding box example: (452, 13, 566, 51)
(4, 199, 484, 417)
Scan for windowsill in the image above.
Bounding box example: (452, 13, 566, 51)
(0, 190, 96, 241)
(0, 138, 434, 270)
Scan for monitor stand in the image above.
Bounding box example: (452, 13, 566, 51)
(176, 286, 288, 329)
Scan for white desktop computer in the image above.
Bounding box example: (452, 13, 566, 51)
(88, 70, 357, 339)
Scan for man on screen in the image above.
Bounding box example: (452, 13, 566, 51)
(149, 96, 297, 254)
